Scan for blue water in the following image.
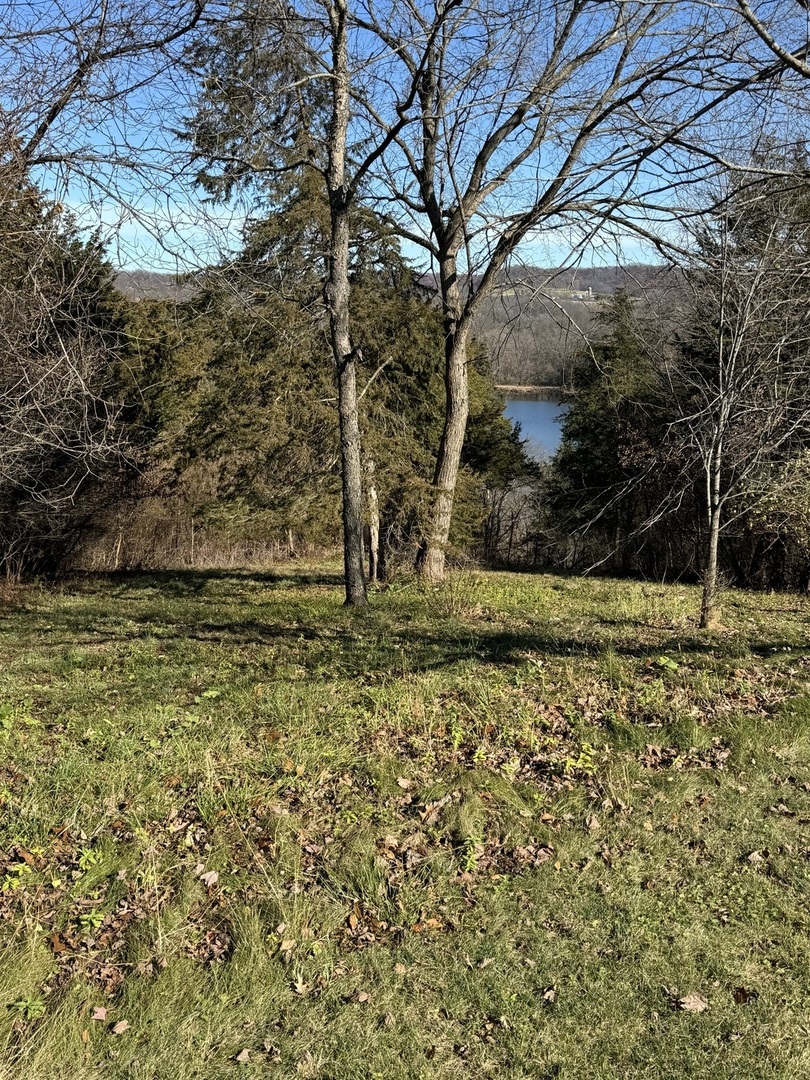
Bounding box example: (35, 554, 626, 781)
(504, 395, 569, 460)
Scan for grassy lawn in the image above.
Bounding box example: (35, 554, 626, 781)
(1, 566, 809, 1078)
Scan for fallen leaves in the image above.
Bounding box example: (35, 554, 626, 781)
(640, 739, 731, 771)
(189, 925, 232, 965)
(48, 930, 67, 954)
(673, 992, 709, 1013)
(279, 938, 296, 962)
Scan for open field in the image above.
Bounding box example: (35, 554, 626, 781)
(1, 567, 809, 1079)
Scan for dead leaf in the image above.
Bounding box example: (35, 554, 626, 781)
(235, 1049, 251, 1064)
(199, 870, 219, 888)
(394, 963, 407, 975)
(48, 931, 67, 954)
(412, 917, 443, 933)
(585, 814, 600, 832)
(110, 1020, 129, 1035)
(350, 990, 370, 1004)
(91, 1007, 107, 1022)
(677, 993, 709, 1013)
(278, 939, 296, 965)
(541, 985, 556, 1003)
(396, 777, 413, 790)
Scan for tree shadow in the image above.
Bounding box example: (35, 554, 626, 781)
(64, 568, 345, 596)
(12, 571, 807, 678)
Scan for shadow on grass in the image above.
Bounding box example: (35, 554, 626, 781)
(8, 571, 807, 680)
(17, 612, 776, 679)
(65, 568, 346, 595)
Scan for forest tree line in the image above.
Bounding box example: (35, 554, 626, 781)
(4, 152, 810, 630)
(2, 1, 810, 617)
(0, 171, 530, 580)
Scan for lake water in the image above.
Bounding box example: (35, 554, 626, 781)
(504, 395, 569, 460)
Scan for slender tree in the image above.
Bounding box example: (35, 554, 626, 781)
(670, 174, 810, 626)
(185, 0, 461, 603)
(358, 0, 796, 579)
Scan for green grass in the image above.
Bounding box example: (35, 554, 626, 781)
(1, 566, 810, 1078)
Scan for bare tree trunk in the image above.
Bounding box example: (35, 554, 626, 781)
(417, 262, 469, 580)
(700, 443, 723, 628)
(327, 0, 367, 607)
(330, 208, 367, 606)
(366, 459, 380, 582)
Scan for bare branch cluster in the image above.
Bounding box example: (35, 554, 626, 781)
(0, 172, 127, 575)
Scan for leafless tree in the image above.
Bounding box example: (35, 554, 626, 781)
(0, 169, 127, 577)
(185, 0, 464, 604)
(355, 0, 799, 580)
(1, 3, 207, 197)
(0, 3, 215, 576)
(734, 0, 810, 79)
(667, 179, 810, 626)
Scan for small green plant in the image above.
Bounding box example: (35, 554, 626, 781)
(10, 995, 46, 1020)
(78, 909, 105, 931)
(2, 863, 32, 891)
(0, 701, 36, 731)
(78, 848, 103, 871)
(564, 741, 598, 777)
(448, 711, 466, 751)
(461, 832, 483, 873)
(655, 655, 679, 673)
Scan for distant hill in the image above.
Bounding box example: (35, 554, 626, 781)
(115, 270, 196, 301)
(475, 263, 671, 386)
(115, 263, 670, 387)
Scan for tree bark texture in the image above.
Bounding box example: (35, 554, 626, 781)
(417, 319, 469, 581)
(327, 0, 367, 607)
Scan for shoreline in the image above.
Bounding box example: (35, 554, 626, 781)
(496, 383, 573, 396)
